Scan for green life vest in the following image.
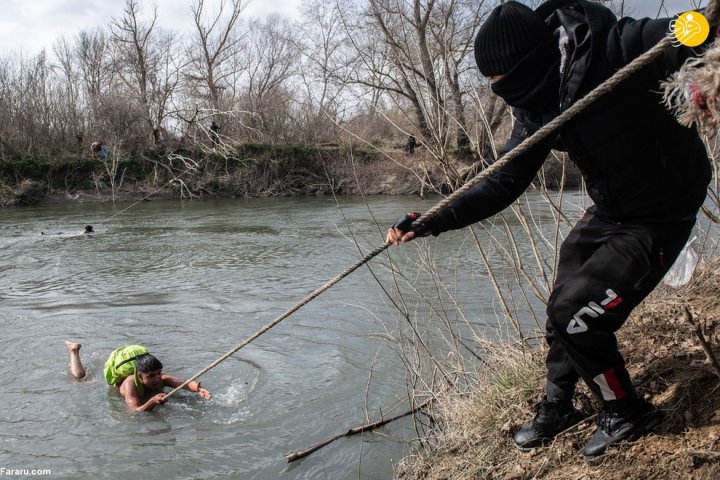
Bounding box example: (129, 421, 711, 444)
(103, 345, 148, 395)
(104, 345, 165, 398)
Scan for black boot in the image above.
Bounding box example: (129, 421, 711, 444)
(582, 398, 663, 459)
(514, 397, 586, 450)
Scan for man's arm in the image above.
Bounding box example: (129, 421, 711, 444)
(162, 374, 212, 399)
(606, 15, 717, 77)
(426, 115, 551, 235)
(119, 376, 166, 412)
(387, 113, 550, 245)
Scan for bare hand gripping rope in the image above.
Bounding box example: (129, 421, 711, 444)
(165, 4, 719, 400)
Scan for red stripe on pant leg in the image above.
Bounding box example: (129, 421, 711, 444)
(605, 297, 623, 310)
(604, 367, 627, 400)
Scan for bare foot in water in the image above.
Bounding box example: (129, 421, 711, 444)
(66, 340, 86, 380)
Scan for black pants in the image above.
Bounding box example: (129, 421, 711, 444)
(545, 211, 695, 403)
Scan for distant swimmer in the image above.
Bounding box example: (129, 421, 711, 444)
(65, 340, 211, 412)
(41, 225, 94, 236)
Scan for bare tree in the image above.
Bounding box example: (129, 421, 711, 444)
(430, 0, 486, 155)
(147, 29, 184, 146)
(111, 0, 176, 145)
(339, 0, 487, 178)
(75, 28, 114, 130)
(295, 0, 353, 142)
(11, 51, 56, 155)
(186, 0, 247, 111)
(52, 37, 83, 145)
(241, 14, 297, 141)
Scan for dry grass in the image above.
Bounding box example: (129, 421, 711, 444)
(396, 257, 720, 480)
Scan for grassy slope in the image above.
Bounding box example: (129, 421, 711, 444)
(397, 257, 720, 480)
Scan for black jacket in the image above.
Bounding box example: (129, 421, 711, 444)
(430, 0, 712, 234)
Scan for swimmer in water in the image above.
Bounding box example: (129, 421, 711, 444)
(65, 340, 211, 412)
(41, 226, 94, 236)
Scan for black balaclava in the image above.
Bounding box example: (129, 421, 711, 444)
(474, 1, 560, 112)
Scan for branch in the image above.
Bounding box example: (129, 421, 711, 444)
(684, 307, 720, 381)
(285, 398, 434, 462)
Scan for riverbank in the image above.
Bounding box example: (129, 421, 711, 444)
(396, 257, 720, 479)
(0, 144, 581, 206)
(0, 144, 438, 206)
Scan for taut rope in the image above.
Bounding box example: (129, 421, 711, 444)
(165, 243, 390, 398)
(97, 165, 198, 223)
(165, 7, 718, 399)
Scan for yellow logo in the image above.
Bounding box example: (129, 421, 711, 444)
(671, 11, 710, 47)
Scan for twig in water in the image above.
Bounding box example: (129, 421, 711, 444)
(285, 398, 434, 463)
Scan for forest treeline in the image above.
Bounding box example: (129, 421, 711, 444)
(0, 1, 497, 172)
(0, 0, 614, 202)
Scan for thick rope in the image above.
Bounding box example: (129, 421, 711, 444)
(87, 165, 198, 228)
(416, 35, 674, 225)
(165, 242, 390, 397)
(165, 22, 702, 399)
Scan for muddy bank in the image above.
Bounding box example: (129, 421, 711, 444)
(0, 144, 581, 207)
(0, 145, 435, 206)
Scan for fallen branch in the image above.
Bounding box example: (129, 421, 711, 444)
(285, 398, 434, 463)
(686, 449, 720, 460)
(684, 307, 720, 381)
(702, 205, 720, 225)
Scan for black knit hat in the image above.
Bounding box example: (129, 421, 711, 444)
(474, 1, 553, 77)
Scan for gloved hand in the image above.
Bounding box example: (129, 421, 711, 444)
(386, 212, 435, 245)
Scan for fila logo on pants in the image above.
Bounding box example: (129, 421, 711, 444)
(566, 289, 623, 334)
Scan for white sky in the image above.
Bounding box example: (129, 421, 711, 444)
(628, 0, 707, 17)
(0, 0, 709, 56)
(0, 0, 302, 55)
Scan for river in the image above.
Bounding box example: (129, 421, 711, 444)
(0, 193, 586, 479)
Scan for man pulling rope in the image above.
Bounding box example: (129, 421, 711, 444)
(168, 1, 718, 462)
(388, 0, 719, 460)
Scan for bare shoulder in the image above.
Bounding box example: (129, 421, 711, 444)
(118, 376, 137, 397)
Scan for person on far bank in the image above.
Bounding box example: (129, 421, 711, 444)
(210, 121, 221, 146)
(65, 341, 211, 412)
(90, 141, 109, 160)
(405, 135, 417, 154)
(386, 0, 716, 459)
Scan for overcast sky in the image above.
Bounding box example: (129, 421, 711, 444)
(0, 0, 303, 55)
(0, 0, 709, 56)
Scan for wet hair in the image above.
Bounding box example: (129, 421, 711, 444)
(135, 353, 163, 373)
(84, 225, 94, 233)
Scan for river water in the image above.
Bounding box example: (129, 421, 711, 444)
(0, 194, 585, 479)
